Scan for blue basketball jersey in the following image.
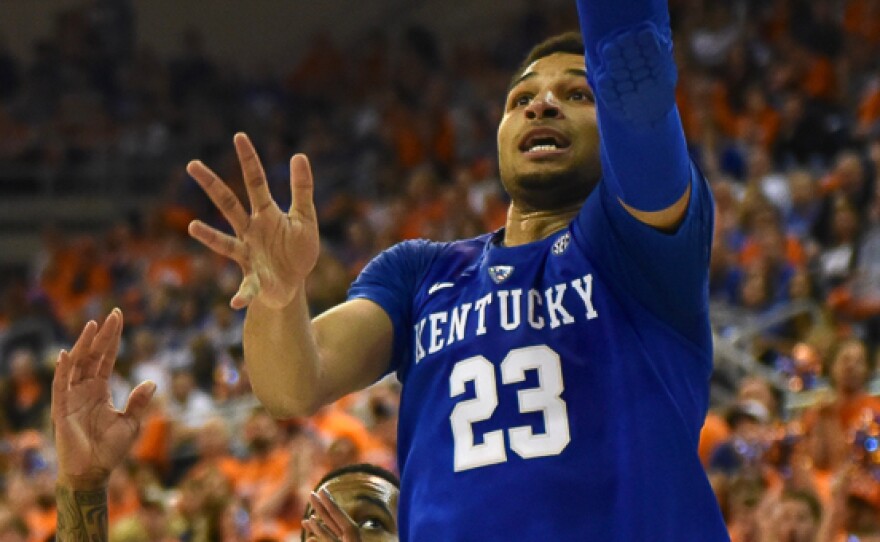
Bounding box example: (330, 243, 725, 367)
(348, 163, 729, 541)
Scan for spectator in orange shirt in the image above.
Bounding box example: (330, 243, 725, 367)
(803, 339, 880, 475)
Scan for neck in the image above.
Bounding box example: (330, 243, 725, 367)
(503, 202, 580, 247)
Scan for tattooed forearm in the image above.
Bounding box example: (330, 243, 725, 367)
(56, 485, 108, 542)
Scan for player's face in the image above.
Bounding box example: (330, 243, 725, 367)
(315, 473, 399, 541)
(497, 52, 602, 212)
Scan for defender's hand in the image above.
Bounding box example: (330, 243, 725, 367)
(302, 489, 363, 542)
(187, 133, 319, 310)
(52, 309, 156, 489)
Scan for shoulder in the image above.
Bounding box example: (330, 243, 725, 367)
(350, 234, 491, 302)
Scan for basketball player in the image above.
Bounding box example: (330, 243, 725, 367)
(186, 0, 727, 538)
(301, 463, 399, 542)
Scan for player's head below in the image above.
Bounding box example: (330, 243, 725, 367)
(497, 31, 602, 213)
(301, 463, 400, 542)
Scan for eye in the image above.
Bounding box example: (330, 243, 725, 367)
(569, 89, 594, 103)
(359, 517, 388, 530)
(512, 93, 533, 108)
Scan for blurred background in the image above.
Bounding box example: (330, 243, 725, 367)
(0, 0, 879, 540)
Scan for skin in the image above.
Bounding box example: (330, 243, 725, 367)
(830, 340, 869, 396)
(52, 310, 157, 541)
(302, 473, 399, 542)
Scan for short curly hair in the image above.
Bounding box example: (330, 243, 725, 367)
(508, 31, 585, 91)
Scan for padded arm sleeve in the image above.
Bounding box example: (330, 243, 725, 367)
(576, 0, 690, 212)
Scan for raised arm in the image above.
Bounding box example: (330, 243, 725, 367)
(53, 310, 156, 541)
(576, 0, 691, 229)
(188, 134, 392, 418)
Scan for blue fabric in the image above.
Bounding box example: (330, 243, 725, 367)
(346, 168, 727, 540)
(577, 0, 690, 211)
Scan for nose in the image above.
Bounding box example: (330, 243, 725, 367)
(525, 91, 563, 120)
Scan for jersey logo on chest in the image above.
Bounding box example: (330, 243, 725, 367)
(551, 232, 571, 256)
(488, 265, 514, 284)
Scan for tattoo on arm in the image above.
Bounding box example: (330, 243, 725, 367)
(56, 485, 109, 542)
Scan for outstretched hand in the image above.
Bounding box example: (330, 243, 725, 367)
(52, 309, 157, 489)
(187, 133, 319, 310)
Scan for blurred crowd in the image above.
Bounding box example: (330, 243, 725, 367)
(0, 0, 880, 540)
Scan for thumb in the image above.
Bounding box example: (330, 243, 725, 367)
(123, 380, 157, 423)
(231, 273, 261, 310)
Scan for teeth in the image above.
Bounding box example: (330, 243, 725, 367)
(529, 144, 558, 152)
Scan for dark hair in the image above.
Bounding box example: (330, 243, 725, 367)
(780, 489, 822, 522)
(301, 463, 400, 541)
(509, 31, 585, 91)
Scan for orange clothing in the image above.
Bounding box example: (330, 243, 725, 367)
(41, 248, 112, 319)
(802, 55, 836, 102)
(107, 485, 141, 525)
(858, 84, 880, 132)
(311, 407, 385, 458)
(189, 455, 243, 487)
(739, 235, 806, 268)
(398, 199, 448, 240)
(14, 378, 45, 411)
(25, 506, 56, 542)
(845, 0, 880, 45)
(131, 413, 170, 472)
(836, 393, 880, 430)
(812, 468, 834, 506)
(698, 411, 730, 466)
(146, 253, 193, 287)
(230, 447, 290, 503)
(802, 393, 880, 435)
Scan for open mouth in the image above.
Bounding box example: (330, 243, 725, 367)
(519, 129, 571, 154)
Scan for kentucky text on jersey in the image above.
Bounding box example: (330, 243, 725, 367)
(414, 276, 599, 363)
